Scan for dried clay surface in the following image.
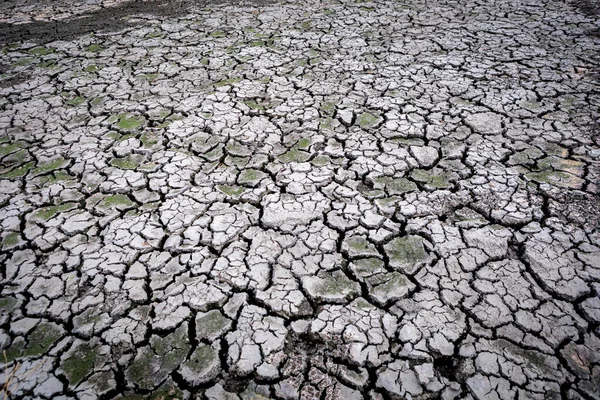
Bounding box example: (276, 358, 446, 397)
(0, 0, 599, 399)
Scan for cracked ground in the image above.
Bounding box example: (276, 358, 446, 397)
(0, 0, 599, 398)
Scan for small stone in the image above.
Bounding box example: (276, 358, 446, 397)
(338, 109, 354, 126)
(410, 146, 438, 167)
(464, 112, 503, 135)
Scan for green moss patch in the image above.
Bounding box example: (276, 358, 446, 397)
(90, 96, 104, 106)
(296, 138, 311, 150)
(84, 65, 100, 73)
(278, 148, 311, 163)
(112, 114, 145, 131)
(311, 155, 331, 166)
(0, 297, 19, 313)
(238, 169, 266, 187)
(525, 170, 584, 189)
(0, 161, 34, 179)
(67, 97, 86, 107)
(218, 184, 245, 197)
(312, 271, 359, 297)
(0, 141, 26, 157)
(343, 236, 380, 258)
(215, 77, 241, 87)
(28, 46, 55, 56)
(356, 111, 382, 129)
(127, 324, 189, 391)
(147, 31, 165, 39)
(140, 133, 159, 148)
(410, 169, 453, 189)
(21, 322, 64, 358)
(97, 194, 136, 210)
(62, 342, 98, 386)
(384, 235, 431, 274)
(86, 44, 103, 52)
(196, 310, 231, 340)
(38, 60, 57, 68)
(39, 171, 75, 186)
(210, 30, 227, 38)
(31, 157, 69, 176)
(110, 154, 144, 170)
(376, 176, 417, 195)
(1, 232, 21, 249)
(33, 203, 77, 221)
(349, 258, 386, 278)
(11, 57, 34, 67)
(137, 73, 158, 82)
(243, 99, 265, 110)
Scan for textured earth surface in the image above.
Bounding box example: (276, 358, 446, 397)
(1, 0, 600, 399)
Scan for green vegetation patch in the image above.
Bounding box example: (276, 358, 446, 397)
(120, 382, 186, 400)
(313, 271, 359, 297)
(0, 161, 34, 179)
(38, 60, 57, 68)
(112, 114, 145, 131)
(311, 155, 331, 166)
(21, 322, 64, 358)
(384, 235, 430, 274)
(244, 100, 265, 110)
(11, 57, 34, 67)
(67, 96, 86, 107)
(196, 310, 231, 340)
(210, 30, 227, 38)
(97, 194, 136, 210)
(218, 184, 245, 197)
(84, 65, 100, 73)
(86, 44, 103, 52)
(33, 203, 77, 221)
(140, 132, 159, 148)
(320, 101, 337, 117)
(1, 232, 21, 248)
(39, 171, 75, 186)
(0, 297, 19, 313)
(350, 257, 385, 278)
(137, 73, 158, 82)
(90, 96, 104, 106)
(226, 155, 249, 167)
(147, 31, 165, 39)
(226, 143, 253, 157)
(376, 176, 418, 195)
(537, 156, 584, 176)
(410, 169, 453, 189)
(62, 342, 99, 386)
(296, 138, 311, 150)
(215, 77, 242, 87)
(278, 148, 311, 163)
(356, 111, 382, 129)
(182, 345, 218, 373)
(28, 46, 55, 56)
(525, 170, 583, 189)
(31, 157, 69, 176)
(0, 141, 26, 157)
(127, 325, 189, 390)
(110, 154, 144, 170)
(347, 236, 372, 252)
(3, 149, 29, 166)
(238, 168, 266, 187)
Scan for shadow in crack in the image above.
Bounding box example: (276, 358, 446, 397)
(0, 0, 275, 45)
(0, 0, 193, 45)
(569, 0, 600, 16)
